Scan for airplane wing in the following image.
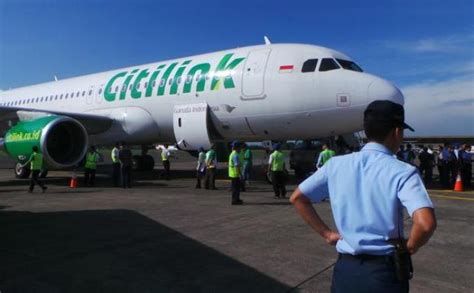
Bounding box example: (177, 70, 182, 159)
(0, 106, 113, 137)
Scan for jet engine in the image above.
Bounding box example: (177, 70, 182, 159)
(2, 116, 88, 176)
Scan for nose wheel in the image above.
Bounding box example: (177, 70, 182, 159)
(14, 162, 31, 179)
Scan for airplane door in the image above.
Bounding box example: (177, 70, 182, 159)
(241, 48, 271, 99)
(173, 103, 212, 150)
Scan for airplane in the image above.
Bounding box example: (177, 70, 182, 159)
(0, 38, 404, 178)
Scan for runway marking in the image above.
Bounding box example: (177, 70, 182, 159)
(427, 189, 474, 196)
(429, 194, 474, 202)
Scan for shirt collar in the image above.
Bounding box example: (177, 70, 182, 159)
(362, 142, 394, 156)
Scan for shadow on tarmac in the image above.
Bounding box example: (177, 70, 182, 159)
(1, 209, 291, 293)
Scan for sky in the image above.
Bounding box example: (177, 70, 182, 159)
(0, 0, 473, 137)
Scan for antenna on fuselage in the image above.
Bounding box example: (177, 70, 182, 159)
(54, 75, 58, 81)
(264, 36, 272, 45)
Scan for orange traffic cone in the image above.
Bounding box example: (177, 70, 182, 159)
(69, 171, 78, 188)
(453, 172, 463, 192)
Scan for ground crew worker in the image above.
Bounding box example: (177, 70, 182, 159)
(111, 142, 120, 187)
(243, 143, 253, 186)
(267, 143, 287, 198)
(441, 144, 455, 188)
(229, 141, 243, 205)
(460, 144, 472, 188)
(436, 145, 445, 185)
(290, 100, 436, 292)
(404, 144, 417, 166)
(418, 146, 434, 184)
(161, 144, 172, 180)
(239, 145, 246, 192)
(118, 142, 132, 188)
(84, 146, 100, 187)
(316, 143, 335, 169)
(22, 146, 47, 193)
(196, 147, 206, 189)
(204, 144, 217, 190)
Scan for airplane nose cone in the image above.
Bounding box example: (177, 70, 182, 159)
(368, 79, 404, 105)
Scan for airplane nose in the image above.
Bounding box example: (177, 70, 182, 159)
(368, 78, 404, 105)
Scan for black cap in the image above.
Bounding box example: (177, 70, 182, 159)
(364, 100, 414, 132)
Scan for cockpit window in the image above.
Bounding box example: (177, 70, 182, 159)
(302, 59, 318, 73)
(336, 59, 363, 72)
(319, 58, 340, 72)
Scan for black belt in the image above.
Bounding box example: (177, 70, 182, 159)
(338, 253, 393, 262)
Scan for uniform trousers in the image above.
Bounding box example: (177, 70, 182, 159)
(231, 177, 241, 203)
(121, 165, 132, 188)
(162, 160, 170, 180)
(112, 162, 121, 187)
(271, 171, 287, 197)
(204, 168, 216, 189)
(29, 170, 46, 192)
(331, 254, 409, 293)
(84, 168, 96, 187)
(462, 163, 472, 188)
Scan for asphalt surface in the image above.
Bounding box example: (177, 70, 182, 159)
(1, 153, 473, 292)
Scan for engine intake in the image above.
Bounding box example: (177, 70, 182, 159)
(4, 116, 88, 169)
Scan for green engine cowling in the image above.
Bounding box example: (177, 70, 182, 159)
(2, 116, 88, 169)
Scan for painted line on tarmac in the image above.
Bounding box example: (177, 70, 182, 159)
(429, 194, 474, 201)
(427, 189, 474, 195)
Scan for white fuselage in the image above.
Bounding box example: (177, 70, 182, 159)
(0, 43, 404, 147)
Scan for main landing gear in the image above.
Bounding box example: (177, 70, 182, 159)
(131, 145, 155, 171)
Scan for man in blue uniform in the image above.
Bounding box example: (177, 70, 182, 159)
(290, 100, 436, 292)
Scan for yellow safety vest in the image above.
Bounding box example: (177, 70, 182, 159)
(161, 150, 169, 161)
(271, 151, 285, 172)
(228, 150, 240, 178)
(85, 152, 98, 169)
(111, 147, 119, 163)
(320, 149, 335, 166)
(30, 152, 43, 171)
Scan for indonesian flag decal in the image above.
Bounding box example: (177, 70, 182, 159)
(279, 65, 294, 73)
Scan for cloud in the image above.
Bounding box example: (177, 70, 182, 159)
(383, 33, 474, 54)
(402, 77, 474, 137)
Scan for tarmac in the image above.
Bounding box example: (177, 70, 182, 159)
(0, 152, 473, 292)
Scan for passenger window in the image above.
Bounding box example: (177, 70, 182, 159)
(88, 90, 92, 95)
(319, 58, 340, 72)
(60, 94, 63, 99)
(195, 74, 201, 82)
(302, 59, 318, 73)
(98, 88, 102, 95)
(168, 78, 173, 85)
(65, 93, 68, 99)
(82, 91, 85, 96)
(152, 81, 157, 87)
(144, 82, 148, 88)
(160, 79, 166, 86)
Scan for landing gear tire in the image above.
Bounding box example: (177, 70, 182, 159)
(15, 162, 31, 179)
(142, 155, 155, 171)
(132, 155, 144, 171)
